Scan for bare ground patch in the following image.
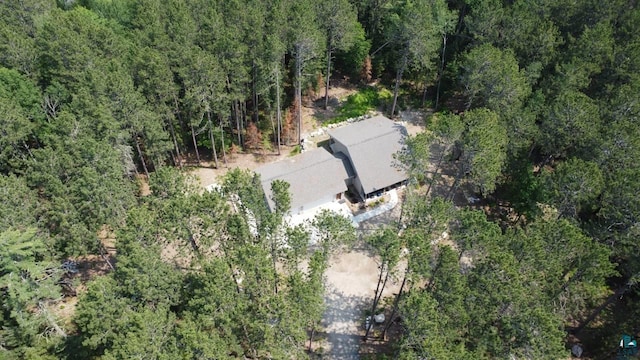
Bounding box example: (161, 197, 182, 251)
(319, 245, 406, 359)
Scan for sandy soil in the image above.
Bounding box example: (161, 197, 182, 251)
(191, 147, 298, 188)
(320, 246, 406, 359)
(316, 189, 408, 359)
(399, 109, 429, 136)
(51, 228, 116, 327)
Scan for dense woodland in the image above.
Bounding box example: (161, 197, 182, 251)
(1, 0, 640, 359)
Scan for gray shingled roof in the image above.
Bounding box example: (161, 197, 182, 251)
(255, 147, 352, 211)
(328, 115, 407, 196)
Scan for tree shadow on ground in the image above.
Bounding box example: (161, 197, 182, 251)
(569, 293, 640, 360)
(319, 285, 369, 360)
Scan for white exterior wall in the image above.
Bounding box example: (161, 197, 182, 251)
(295, 194, 337, 214)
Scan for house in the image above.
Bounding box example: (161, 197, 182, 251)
(256, 147, 354, 214)
(256, 115, 407, 214)
(327, 115, 407, 200)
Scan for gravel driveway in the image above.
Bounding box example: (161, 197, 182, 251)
(321, 249, 403, 359)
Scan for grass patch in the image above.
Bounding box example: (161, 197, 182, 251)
(289, 145, 301, 156)
(326, 87, 393, 125)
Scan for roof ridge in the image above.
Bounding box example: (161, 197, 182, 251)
(260, 154, 343, 182)
(340, 129, 397, 146)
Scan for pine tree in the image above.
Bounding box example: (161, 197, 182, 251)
(244, 122, 263, 152)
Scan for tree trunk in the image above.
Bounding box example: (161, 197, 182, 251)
(241, 99, 247, 147)
(235, 100, 242, 148)
(447, 160, 466, 201)
(447, 175, 460, 202)
(421, 75, 429, 107)
(365, 263, 391, 340)
(219, 116, 227, 166)
(295, 44, 303, 145)
(365, 263, 385, 338)
(426, 143, 447, 197)
(426, 254, 444, 293)
(253, 61, 259, 123)
(390, 51, 408, 117)
(435, 34, 447, 111)
(397, 187, 408, 224)
(556, 267, 585, 299)
(324, 43, 332, 110)
(171, 96, 185, 167)
(208, 110, 219, 168)
(572, 284, 632, 335)
(243, 323, 258, 359)
(172, 95, 183, 126)
(269, 112, 277, 154)
(97, 237, 115, 271)
(190, 122, 201, 165)
(166, 116, 182, 169)
(382, 269, 408, 340)
(308, 325, 316, 352)
(225, 76, 240, 148)
(188, 230, 200, 256)
(39, 302, 67, 338)
(271, 238, 279, 295)
(23, 141, 35, 160)
(275, 66, 282, 155)
(134, 135, 150, 179)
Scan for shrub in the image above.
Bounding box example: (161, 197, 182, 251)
(326, 87, 392, 125)
(289, 145, 301, 156)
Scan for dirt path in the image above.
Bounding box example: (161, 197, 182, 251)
(321, 248, 403, 359)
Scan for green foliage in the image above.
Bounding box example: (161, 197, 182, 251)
(82, 0, 136, 28)
(397, 214, 599, 359)
(0, 229, 64, 357)
(312, 209, 357, 255)
(289, 145, 302, 156)
(114, 242, 184, 306)
(539, 90, 601, 158)
(335, 24, 371, 79)
(330, 87, 392, 123)
(543, 158, 605, 218)
(452, 208, 502, 258)
(148, 166, 198, 199)
(0, 175, 40, 231)
(460, 44, 531, 115)
(0, 68, 42, 172)
(459, 108, 508, 195)
(0, 0, 637, 357)
(367, 227, 401, 269)
(270, 179, 291, 216)
(396, 131, 434, 184)
(499, 158, 543, 220)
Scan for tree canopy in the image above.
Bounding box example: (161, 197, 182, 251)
(1, 0, 639, 358)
